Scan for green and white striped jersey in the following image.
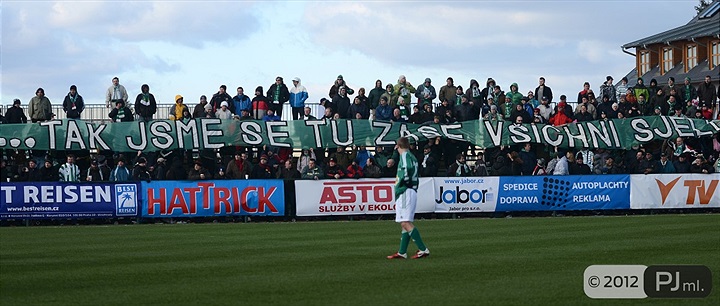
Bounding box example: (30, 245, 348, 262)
(395, 151, 419, 198)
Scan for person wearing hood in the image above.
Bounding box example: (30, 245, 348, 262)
(232, 87, 252, 116)
(500, 95, 515, 121)
(252, 86, 270, 120)
(393, 75, 416, 107)
(168, 95, 188, 121)
(481, 78, 496, 103)
(534, 77, 553, 104)
(63, 85, 85, 119)
(368, 80, 385, 111)
(647, 78, 660, 98)
(633, 78, 649, 101)
(415, 78, 437, 110)
(506, 83, 523, 106)
(134, 84, 156, 122)
(484, 104, 503, 121)
(290, 77, 309, 120)
(439, 77, 457, 105)
(109, 100, 134, 122)
(465, 79, 483, 106)
(267, 77, 290, 118)
(332, 86, 352, 119)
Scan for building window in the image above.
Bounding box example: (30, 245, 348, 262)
(662, 47, 674, 74)
(639, 51, 651, 75)
(685, 44, 697, 72)
(712, 41, 720, 69)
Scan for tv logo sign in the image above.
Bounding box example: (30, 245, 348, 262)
(645, 265, 712, 298)
(115, 184, 137, 216)
(655, 177, 719, 205)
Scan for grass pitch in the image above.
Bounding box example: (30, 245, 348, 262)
(1, 214, 718, 305)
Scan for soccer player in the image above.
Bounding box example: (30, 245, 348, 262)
(387, 137, 430, 259)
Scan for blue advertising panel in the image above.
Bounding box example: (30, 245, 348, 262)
(496, 175, 630, 211)
(142, 180, 285, 217)
(0, 182, 139, 219)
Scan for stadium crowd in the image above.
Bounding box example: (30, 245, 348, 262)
(1, 74, 719, 183)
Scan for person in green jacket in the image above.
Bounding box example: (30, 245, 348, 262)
(505, 83, 523, 106)
(633, 78, 650, 101)
(393, 75, 416, 107)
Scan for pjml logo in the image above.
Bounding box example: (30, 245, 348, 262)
(655, 177, 718, 205)
(115, 184, 137, 216)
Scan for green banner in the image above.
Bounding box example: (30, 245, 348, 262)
(0, 117, 718, 152)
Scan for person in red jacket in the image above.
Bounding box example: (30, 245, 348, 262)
(548, 101, 573, 126)
(345, 160, 364, 178)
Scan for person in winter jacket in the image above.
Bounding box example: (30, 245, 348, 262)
(633, 78, 650, 101)
(6, 99, 28, 124)
(210, 85, 233, 114)
(109, 100, 134, 122)
(232, 87, 252, 116)
(110, 159, 131, 182)
(615, 77, 629, 102)
(600, 76, 617, 104)
(301, 158, 323, 180)
(29, 88, 53, 123)
(447, 154, 471, 177)
(133, 84, 156, 122)
(329, 75, 355, 98)
(193, 95, 210, 118)
(168, 95, 189, 121)
(289, 77, 309, 120)
(252, 86, 270, 120)
(534, 77, 553, 104)
(393, 75, 416, 107)
(215, 101, 234, 119)
(63, 85, 85, 119)
(332, 86, 352, 119)
(267, 76, 290, 118)
(548, 101, 573, 126)
(345, 161, 364, 179)
(368, 80, 385, 110)
(506, 83, 523, 106)
(415, 78, 437, 110)
(105, 77, 128, 108)
(697, 75, 717, 107)
(132, 157, 152, 181)
(349, 96, 370, 119)
(375, 96, 393, 121)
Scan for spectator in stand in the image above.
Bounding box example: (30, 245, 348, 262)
(647, 78, 660, 98)
(109, 100, 134, 122)
(576, 104, 594, 122)
(535, 77, 553, 104)
(506, 83, 523, 106)
(552, 151, 569, 175)
(548, 101, 573, 126)
(418, 144, 437, 177)
(251, 154, 275, 179)
(62, 85, 85, 119)
(6, 99, 28, 124)
(420, 104, 435, 123)
(18, 159, 42, 182)
(690, 154, 714, 174)
(484, 104, 503, 121)
(394, 75, 416, 107)
(532, 108, 546, 124)
(324, 157, 345, 179)
(38, 159, 57, 181)
(636, 94, 650, 116)
(697, 75, 717, 109)
(301, 158, 323, 180)
(210, 85, 233, 114)
(474, 153, 490, 177)
(380, 84, 396, 108)
(381, 158, 397, 178)
(252, 86, 270, 120)
(439, 77, 457, 106)
(673, 153, 691, 173)
(368, 80, 385, 113)
(500, 95, 514, 121)
(0, 160, 11, 182)
(300, 107, 316, 120)
(511, 103, 531, 124)
(328, 146, 356, 169)
(519, 143, 536, 175)
(415, 78, 436, 110)
(663, 78, 681, 102)
(84, 159, 106, 182)
(262, 109, 281, 122)
(332, 86, 352, 119)
(654, 153, 676, 173)
(226, 152, 252, 179)
(153, 157, 167, 181)
(633, 78, 649, 101)
(596, 95, 613, 118)
(364, 158, 382, 178)
(232, 87, 252, 116)
(600, 76, 617, 104)
(375, 96, 393, 121)
(616, 77, 629, 102)
(297, 149, 316, 173)
(277, 160, 301, 179)
(110, 158, 131, 182)
(345, 160, 364, 179)
(447, 153, 471, 177)
(193, 95, 210, 118)
(290, 77, 309, 120)
(466, 79, 483, 108)
(577, 82, 592, 103)
(453, 86, 464, 106)
(267, 77, 290, 118)
(480, 78, 496, 103)
(531, 158, 547, 175)
(29, 88, 53, 123)
(105, 77, 128, 108)
(188, 160, 212, 180)
(575, 97, 597, 119)
(349, 96, 370, 119)
(570, 153, 592, 175)
(679, 77, 696, 105)
(132, 157, 152, 181)
(594, 156, 620, 174)
(391, 107, 406, 123)
(168, 95, 189, 121)
(329, 75, 355, 98)
(648, 88, 665, 114)
(321, 107, 335, 120)
(215, 101, 234, 119)
(133, 84, 156, 122)
(639, 152, 655, 175)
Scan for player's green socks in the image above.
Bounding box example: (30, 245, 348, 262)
(410, 228, 427, 251)
(398, 230, 410, 254)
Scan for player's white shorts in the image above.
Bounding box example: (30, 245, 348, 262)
(395, 189, 417, 223)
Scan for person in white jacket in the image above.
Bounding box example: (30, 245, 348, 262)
(289, 77, 309, 120)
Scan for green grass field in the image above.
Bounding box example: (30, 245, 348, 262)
(1, 214, 718, 305)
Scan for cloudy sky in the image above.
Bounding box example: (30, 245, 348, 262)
(1, 0, 699, 109)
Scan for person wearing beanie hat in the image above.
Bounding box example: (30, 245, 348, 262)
(415, 77, 437, 109)
(134, 84, 157, 122)
(63, 84, 85, 119)
(6, 98, 28, 124)
(329, 75, 354, 100)
(215, 101, 233, 119)
(251, 86, 270, 120)
(193, 94, 210, 118)
(109, 98, 134, 122)
(105, 76, 128, 109)
(168, 94, 189, 121)
(267, 76, 290, 118)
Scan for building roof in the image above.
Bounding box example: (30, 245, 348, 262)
(622, 0, 720, 49)
(623, 59, 720, 86)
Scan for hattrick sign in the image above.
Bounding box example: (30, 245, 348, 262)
(0, 117, 717, 151)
